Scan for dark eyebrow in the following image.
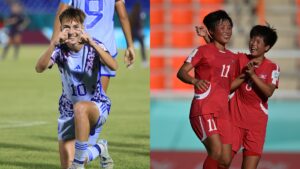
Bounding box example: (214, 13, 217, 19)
(62, 25, 70, 28)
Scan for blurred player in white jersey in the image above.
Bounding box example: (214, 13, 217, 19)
(36, 8, 117, 169)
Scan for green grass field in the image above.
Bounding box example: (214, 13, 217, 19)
(0, 45, 149, 169)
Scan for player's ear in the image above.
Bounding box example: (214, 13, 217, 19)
(265, 45, 270, 52)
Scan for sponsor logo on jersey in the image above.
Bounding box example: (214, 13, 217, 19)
(186, 48, 198, 63)
(75, 65, 81, 70)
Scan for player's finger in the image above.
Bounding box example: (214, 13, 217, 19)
(62, 28, 70, 34)
(130, 52, 136, 62)
(201, 82, 209, 90)
(124, 51, 129, 65)
(247, 62, 253, 68)
(198, 83, 207, 91)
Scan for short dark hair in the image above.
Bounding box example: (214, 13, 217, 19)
(250, 25, 277, 51)
(203, 10, 233, 32)
(59, 7, 86, 24)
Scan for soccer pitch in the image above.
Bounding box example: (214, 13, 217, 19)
(0, 45, 149, 169)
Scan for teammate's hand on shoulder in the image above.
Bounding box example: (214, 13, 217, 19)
(124, 46, 135, 68)
(193, 79, 210, 92)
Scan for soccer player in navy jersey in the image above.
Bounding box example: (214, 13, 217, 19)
(36, 8, 116, 169)
(177, 10, 236, 169)
(129, 2, 148, 67)
(196, 24, 280, 169)
(1, 2, 29, 60)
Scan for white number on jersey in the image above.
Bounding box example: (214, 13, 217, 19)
(207, 119, 217, 132)
(221, 64, 230, 77)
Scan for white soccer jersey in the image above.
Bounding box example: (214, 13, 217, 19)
(49, 40, 110, 118)
(61, 0, 119, 57)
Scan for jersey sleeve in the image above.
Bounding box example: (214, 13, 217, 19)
(267, 63, 280, 88)
(60, 0, 72, 5)
(231, 53, 241, 79)
(185, 48, 202, 67)
(48, 47, 61, 69)
(93, 39, 108, 53)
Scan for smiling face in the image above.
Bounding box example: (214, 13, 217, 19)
(210, 20, 232, 46)
(249, 35, 270, 58)
(61, 18, 83, 46)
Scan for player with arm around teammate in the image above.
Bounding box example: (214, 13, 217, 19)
(177, 10, 236, 169)
(35, 8, 117, 169)
(229, 25, 280, 169)
(196, 24, 280, 169)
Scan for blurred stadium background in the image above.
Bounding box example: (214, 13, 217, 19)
(0, 0, 150, 48)
(0, 0, 150, 169)
(151, 0, 300, 169)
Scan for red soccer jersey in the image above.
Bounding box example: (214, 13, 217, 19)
(229, 53, 280, 129)
(186, 43, 237, 118)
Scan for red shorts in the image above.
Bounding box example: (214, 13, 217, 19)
(232, 126, 266, 156)
(190, 114, 232, 144)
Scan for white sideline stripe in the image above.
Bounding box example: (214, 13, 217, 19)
(0, 121, 48, 129)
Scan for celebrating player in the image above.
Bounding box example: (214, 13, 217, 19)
(53, 0, 135, 92)
(38, 0, 135, 167)
(229, 25, 279, 169)
(35, 8, 116, 169)
(196, 24, 280, 169)
(177, 10, 235, 169)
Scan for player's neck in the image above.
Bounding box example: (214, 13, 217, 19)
(252, 55, 265, 65)
(213, 41, 226, 51)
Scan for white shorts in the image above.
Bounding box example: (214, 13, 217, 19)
(57, 101, 110, 145)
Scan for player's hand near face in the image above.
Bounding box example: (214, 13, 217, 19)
(195, 25, 212, 43)
(195, 25, 208, 37)
(245, 61, 258, 77)
(124, 46, 135, 67)
(53, 28, 69, 45)
(78, 30, 92, 45)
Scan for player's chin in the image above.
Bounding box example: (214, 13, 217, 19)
(222, 37, 231, 44)
(67, 39, 79, 45)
